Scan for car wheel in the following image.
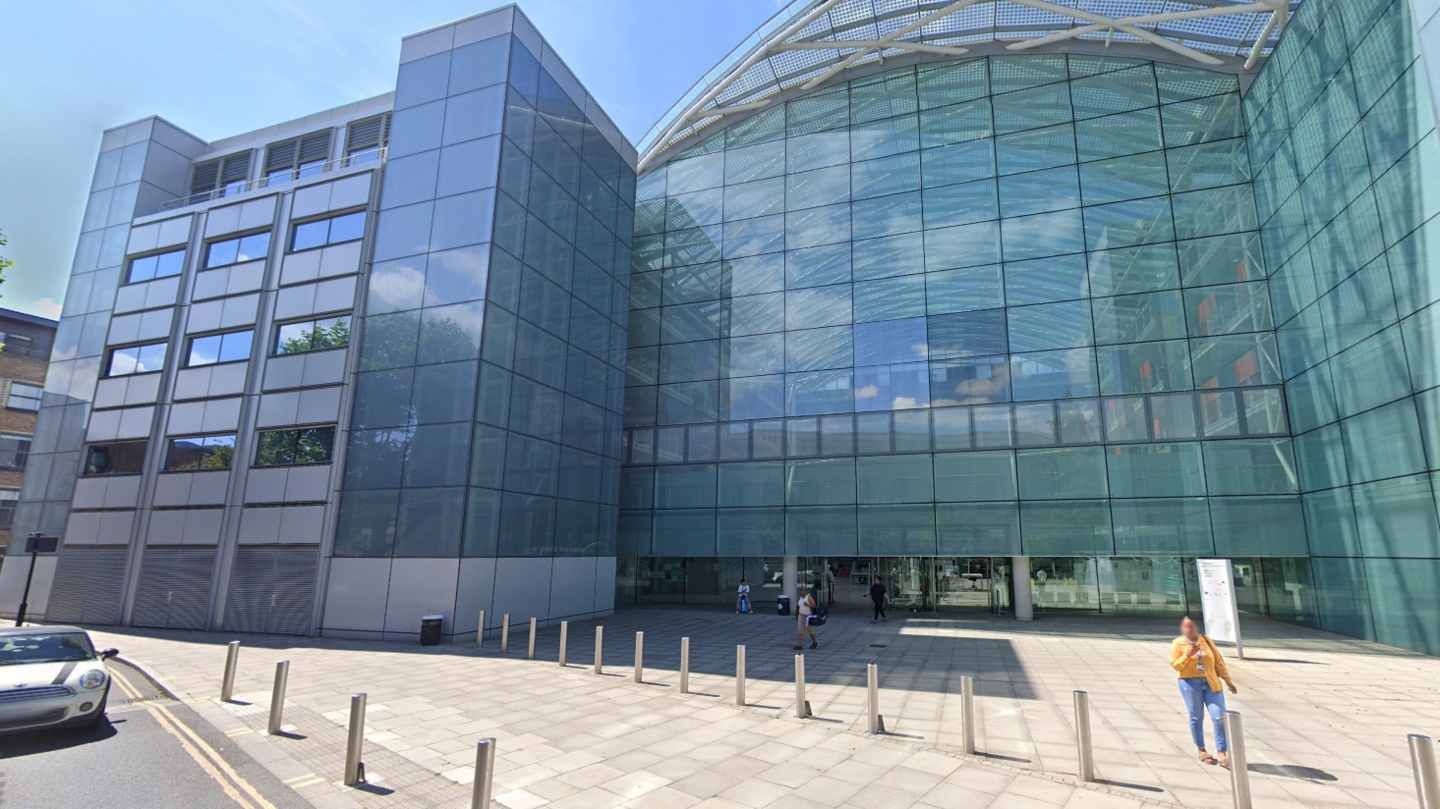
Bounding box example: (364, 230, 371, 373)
(78, 692, 109, 731)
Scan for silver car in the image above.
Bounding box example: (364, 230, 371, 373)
(0, 626, 117, 733)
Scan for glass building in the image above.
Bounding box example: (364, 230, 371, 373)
(6, 0, 1440, 655)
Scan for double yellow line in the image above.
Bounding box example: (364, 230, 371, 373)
(109, 665, 278, 809)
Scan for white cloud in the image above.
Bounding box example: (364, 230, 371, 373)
(856, 384, 879, 399)
(28, 297, 62, 320)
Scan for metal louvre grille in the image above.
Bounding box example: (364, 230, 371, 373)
(190, 160, 220, 195)
(345, 113, 391, 154)
(223, 546, 318, 636)
(264, 139, 298, 173)
(298, 131, 332, 164)
(190, 151, 251, 194)
(45, 547, 129, 625)
(219, 152, 251, 184)
(131, 547, 216, 630)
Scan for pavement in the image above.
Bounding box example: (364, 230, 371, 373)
(68, 605, 1440, 809)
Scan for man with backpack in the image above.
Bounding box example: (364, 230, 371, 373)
(794, 586, 819, 650)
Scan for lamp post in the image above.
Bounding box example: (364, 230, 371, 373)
(14, 532, 57, 627)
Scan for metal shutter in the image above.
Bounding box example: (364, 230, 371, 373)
(190, 159, 220, 195)
(131, 547, 216, 630)
(219, 152, 251, 185)
(223, 546, 319, 636)
(45, 547, 130, 625)
(298, 131, 332, 165)
(264, 139, 298, 174)
(345, 114, 390, 154)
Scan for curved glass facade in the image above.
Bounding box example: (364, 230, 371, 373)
(621, 54, 1300, 563)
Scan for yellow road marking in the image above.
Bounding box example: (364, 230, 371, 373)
(110, 666, 277, 809)
(227, 727, 255, 737)
(282, 773, 318, 785)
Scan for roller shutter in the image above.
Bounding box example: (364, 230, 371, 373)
(131, 546, 216, 630)
(45, 547, 129, 625)
(223, 546, 318, 636)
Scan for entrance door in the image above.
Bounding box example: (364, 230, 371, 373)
(933, 558, 992, 611)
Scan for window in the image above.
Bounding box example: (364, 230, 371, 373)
(166, 434, 236, 471)
(254, 426, 335, 466)
(265, 130, 333, 183)
(189, 151, 253, 202)
(106, 342, 167, 376)
(126, 248, 186, 284)
(83, 441, 148, 475)
(274, 316, 350, 355)
(0, 433, 31, 470)
(6, 383, 42, 412)
(345, 112, 391, 163)
(204, 232, 271, 268)
(290, 211, 366, 252)
(0, 489, 17, 531)
(187, 330, 254, 366)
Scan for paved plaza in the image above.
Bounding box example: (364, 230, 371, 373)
(87, 605, 1439, 809)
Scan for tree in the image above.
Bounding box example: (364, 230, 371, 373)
(0, 227, 11, 287)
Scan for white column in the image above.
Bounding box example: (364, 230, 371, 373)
(1012, 556, 1033, 622)
(783, 556, 798, 608)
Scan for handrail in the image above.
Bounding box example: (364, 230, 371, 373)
(159, 147, 387, 211)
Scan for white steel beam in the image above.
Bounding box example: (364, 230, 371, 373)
(1008, 3, 1278, 53)
(776, 39, 971, 56)
(799, 0, 990, 90)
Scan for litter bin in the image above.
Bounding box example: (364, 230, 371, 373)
(420, 615, 444, 646)
(777, 595, 791, 616)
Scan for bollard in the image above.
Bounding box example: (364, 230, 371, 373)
(1411, 734, 1440, 809)
(501, 614, 510, 654)
(594, 626, 603, 675)
(1225, 711, 1252, 809)
(794, 654, 811, 718)
(633, 632, 644, 683)
(960, 675, 976, 755)
(736, 645, 746, 706)
(528, 618, 537, 660)
(267, 660, 290, 735)
(1074, 690, 1094, 782)
(558, 621, 568, 667)
(867, 662, 885, 734)
(680, 637, 690, 694)
(220, 641, 240, 702)
(476, 610, 485, 648)
(471, 737, 496, 808)
(344, 693, 367, 785)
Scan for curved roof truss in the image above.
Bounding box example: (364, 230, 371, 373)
(639, 0, 1297, 172)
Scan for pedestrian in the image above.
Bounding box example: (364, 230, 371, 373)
(794, 586, 818, 650)
(1170, 616, 1238, 768)
(736, 578, 751, 614)
(869, 576, 890, 622)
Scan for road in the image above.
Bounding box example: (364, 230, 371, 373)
(0, 658, 310, 809)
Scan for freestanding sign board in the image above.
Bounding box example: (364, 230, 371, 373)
(1196, 558, 1243, 659)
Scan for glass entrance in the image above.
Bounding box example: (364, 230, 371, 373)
(933, 558, 993, 611)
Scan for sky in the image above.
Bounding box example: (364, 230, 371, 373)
(0, 0, 786, 322)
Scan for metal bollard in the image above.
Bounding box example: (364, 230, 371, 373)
(558, 621, 568, 667)
(267, 661, 290, 735)
(1411, 734, 1440, 809)
(471, 737, 496, 808)
(1074, 690, 1094, 782)
(1225, 711, 1252, 809)
(735, 645, 746, 706)
(476, 610, 485, 648)
(633, 632, 645, 683)
(220, 641, 240, 702)
(960, 675, 976, 755)
(501, 614, 510, 654)
(794, 654, 811, 718)
(867, 662, 885, 734)
(680, 637, 690, 694)
(344, 693, 367, 785)
(594, 626, 603, 675)
(528, 618, 537, 660)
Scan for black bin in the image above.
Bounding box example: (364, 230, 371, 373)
(420, 614, 444, 646)
(776, 595, 791, 616)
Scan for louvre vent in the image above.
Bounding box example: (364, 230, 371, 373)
(190, 151, 252, 195)
(131, 546, 217, 630)
(345, 112, 392, 155)
(266, 129, 333, 174)
(223, 546, 318, 636)
(45, 547, 129, 625)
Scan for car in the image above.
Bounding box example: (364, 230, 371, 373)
(0, 626, 118, 733)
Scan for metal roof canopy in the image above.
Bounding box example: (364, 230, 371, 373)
(639, 0, 1297, 172)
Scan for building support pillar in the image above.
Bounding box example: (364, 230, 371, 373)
(1012, 556, 1034, 622)
(783, 556, 798, 608)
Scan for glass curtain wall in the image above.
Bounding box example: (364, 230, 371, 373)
(1245, 0, 1440, 653)
(621, 54, 1303, 566)
(335, 33, 634, 560)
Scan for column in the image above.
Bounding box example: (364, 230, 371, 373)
(1012, 556, 1033, 622)
(783, 555, 798, 608)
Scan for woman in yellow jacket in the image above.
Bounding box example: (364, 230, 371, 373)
(1171, 616, 1238, 767)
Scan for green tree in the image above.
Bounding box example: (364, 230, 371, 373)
(0, 227, 11, 286)
(278, 318, 350, 355)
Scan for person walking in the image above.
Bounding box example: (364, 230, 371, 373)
(794, 586, 818, 650)
(1170, 616, 1238, 768)
(736, 578, 751, 614)
(869, 576, 890, 623)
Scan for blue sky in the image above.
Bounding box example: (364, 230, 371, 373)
(0, 0, 785, 321)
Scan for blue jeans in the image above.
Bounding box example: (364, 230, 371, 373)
(1178, 677, 1227, 752)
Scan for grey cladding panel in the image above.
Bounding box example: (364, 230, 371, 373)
(130, 547, 217, 630)
(45, 548, 129, 625)
(223, 546, 319, 636)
